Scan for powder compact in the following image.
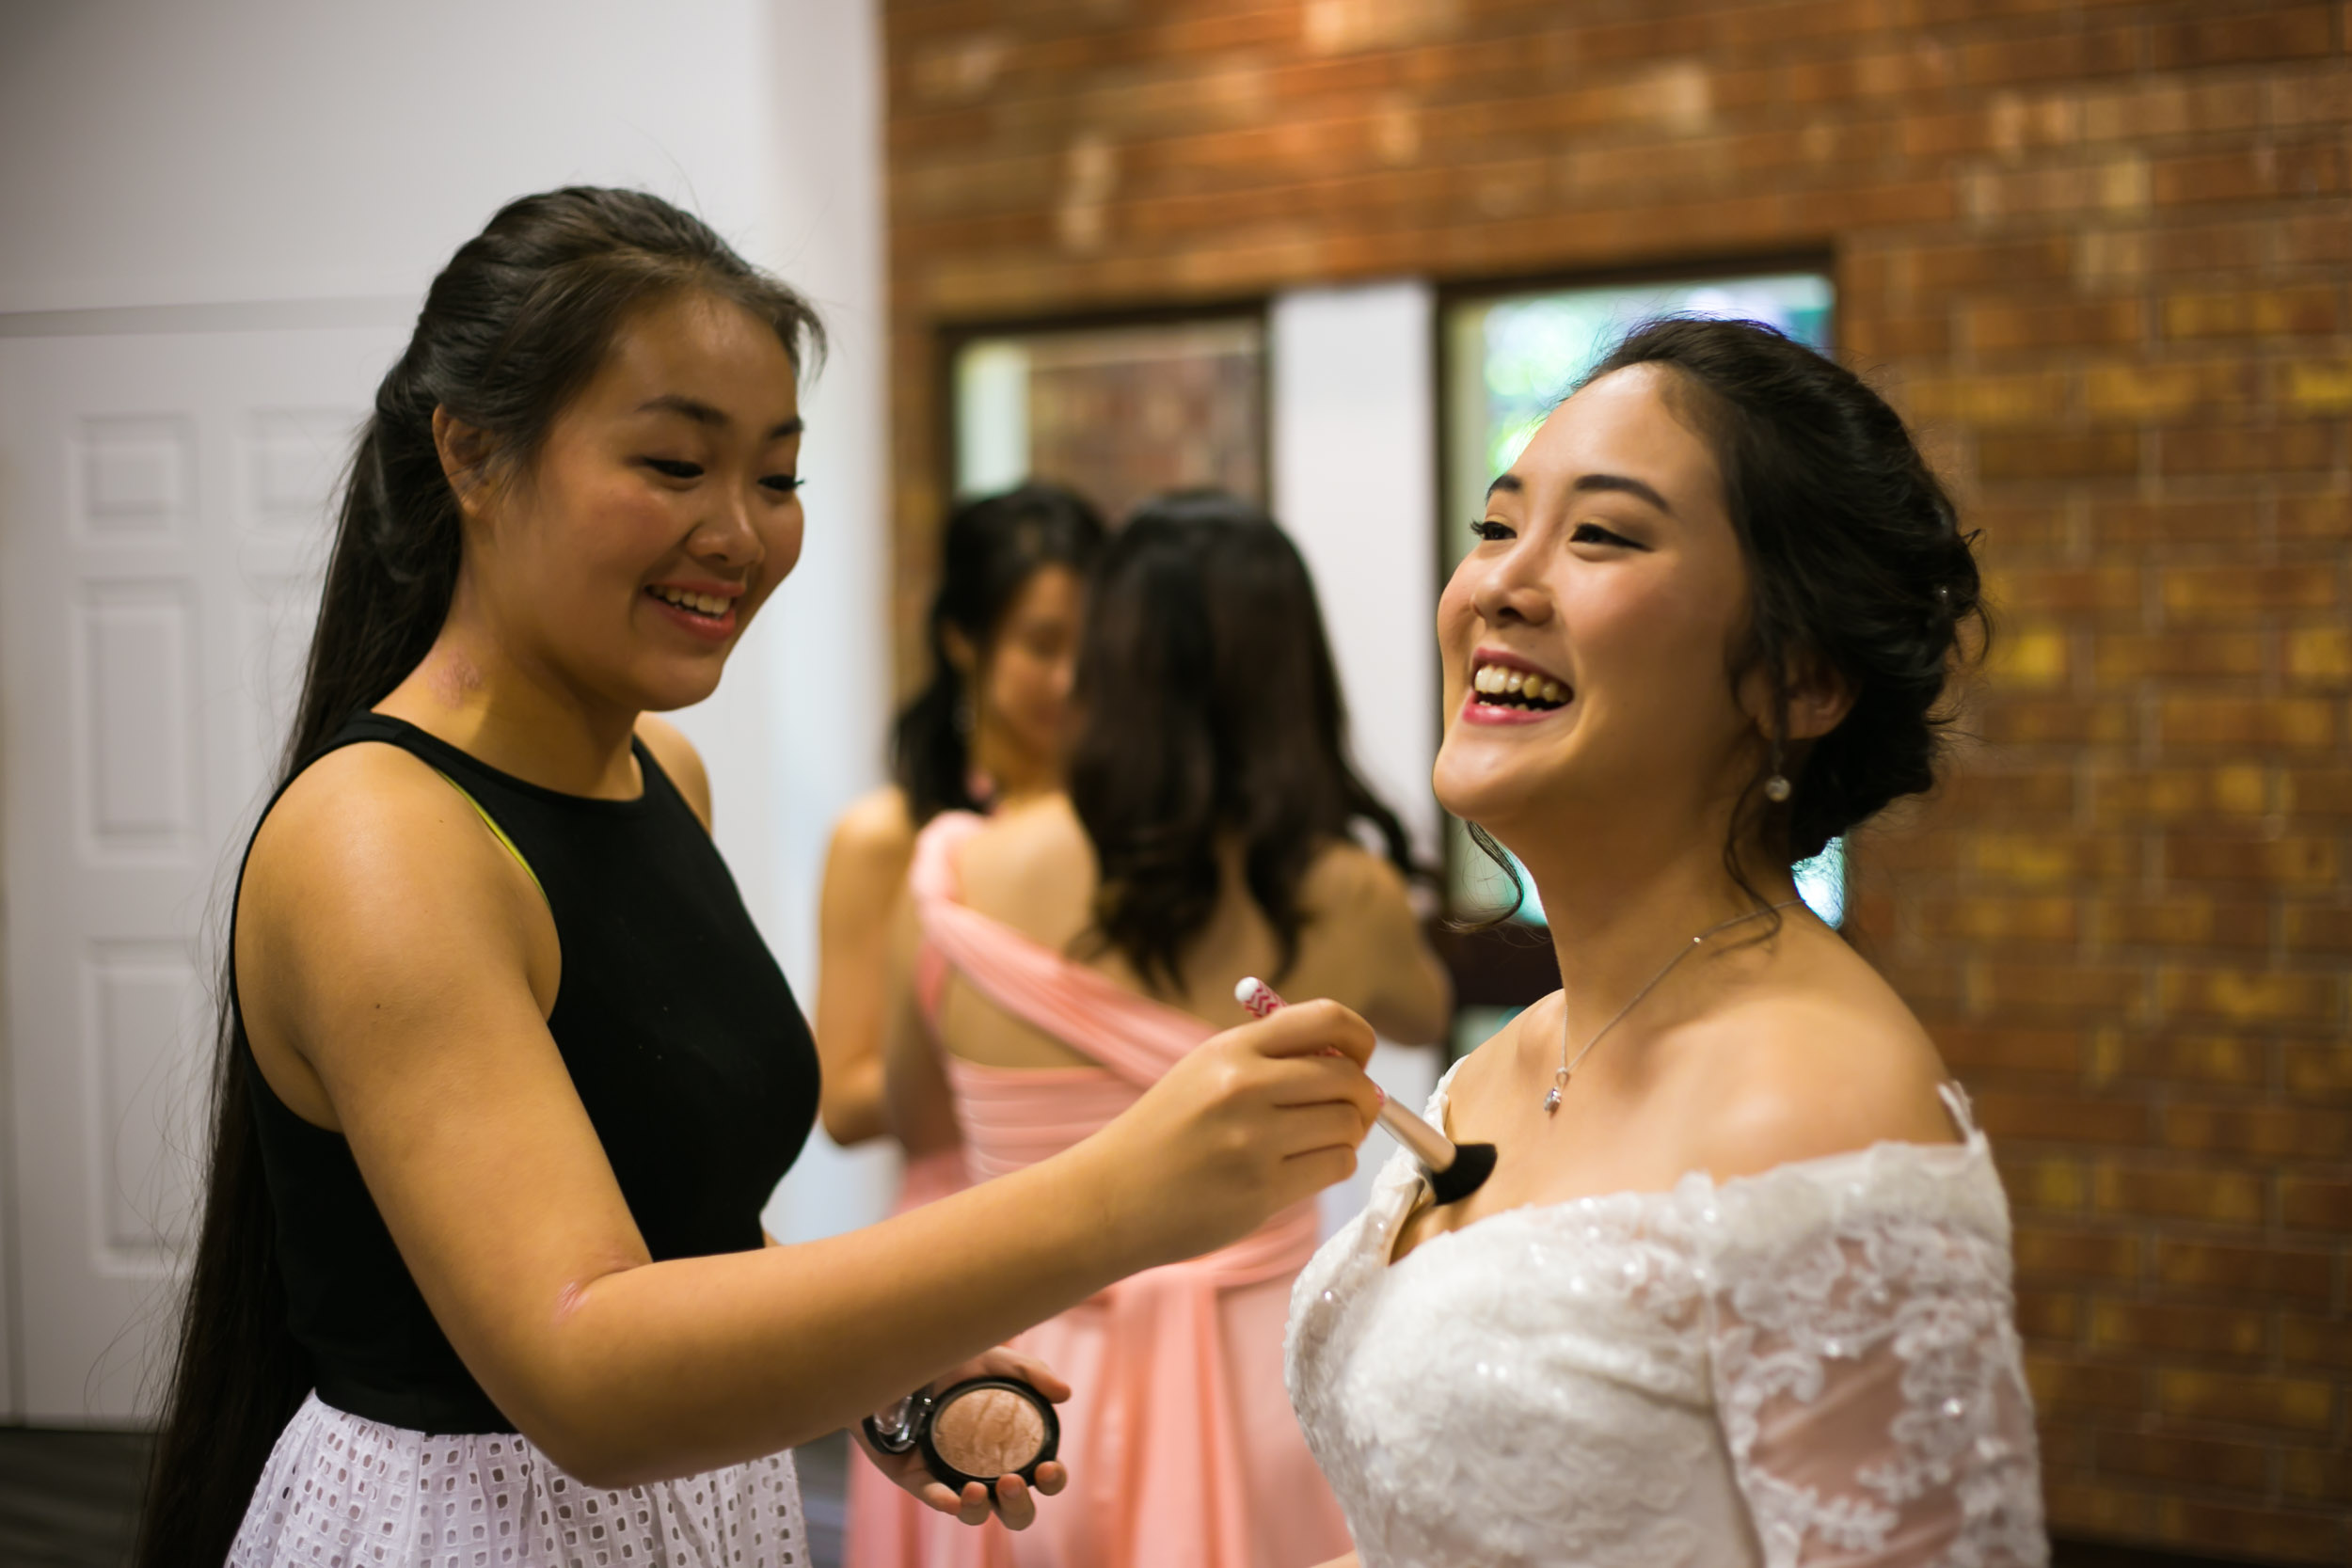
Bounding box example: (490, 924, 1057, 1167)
(862, 1377, 1060, 1493)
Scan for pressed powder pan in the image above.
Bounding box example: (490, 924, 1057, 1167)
(864, 1376, 1061, 1494)
(920, 1378, 1059, 1491)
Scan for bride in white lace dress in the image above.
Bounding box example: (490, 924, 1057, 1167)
(1286, 318, 2047, 1568)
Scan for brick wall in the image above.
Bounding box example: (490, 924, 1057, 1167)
(1018, 319, 1267, 523)
(882, 3, 2352, 1559)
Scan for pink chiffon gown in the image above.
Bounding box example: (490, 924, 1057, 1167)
(844, 1146, 994, 1568)
(849, 810, 1352, 1568)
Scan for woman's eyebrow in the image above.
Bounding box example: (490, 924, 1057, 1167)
(1572, 472, 1675, 516)
(1486, 469, 1675, 516)
(634, 393, 804, 440)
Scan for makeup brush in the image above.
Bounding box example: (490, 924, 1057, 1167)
(1234, 977, 1497, 1206)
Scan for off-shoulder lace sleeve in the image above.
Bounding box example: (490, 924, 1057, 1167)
(1701, 1147, 2048, 1568)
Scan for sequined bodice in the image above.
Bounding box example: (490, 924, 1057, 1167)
(1284, 1071, 2048, 1568)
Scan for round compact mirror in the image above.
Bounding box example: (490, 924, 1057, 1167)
(914, 1377, 1059, 1492)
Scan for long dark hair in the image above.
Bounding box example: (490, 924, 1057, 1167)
(891, 483, 1106, 824)
(136, 187, 821, 1568)
(1467, 316, 1985, 924)
(1069, 491, 1418, 993)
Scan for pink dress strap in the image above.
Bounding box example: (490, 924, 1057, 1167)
(909, 813, 1216, 1087)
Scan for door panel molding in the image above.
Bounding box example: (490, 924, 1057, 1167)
(0, 325, 401, 1421)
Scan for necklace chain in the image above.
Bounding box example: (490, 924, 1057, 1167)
(1545, 900, 1804, 1113)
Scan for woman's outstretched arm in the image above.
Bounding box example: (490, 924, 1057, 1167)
(812, 787, 918, 1146)
(880, 890, 961, 1153)
(238, 744, 1380, 1490)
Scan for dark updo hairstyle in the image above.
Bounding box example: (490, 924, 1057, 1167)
(1071, 491, 1420, 993)
(136, 187, 821, 1568)
(1473, 317, 1984, 921)
(892, 483, 1106, 825)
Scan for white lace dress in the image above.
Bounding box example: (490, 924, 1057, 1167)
(228, 1394, 807, 1567)
(1285, 1072, 2047, 1568)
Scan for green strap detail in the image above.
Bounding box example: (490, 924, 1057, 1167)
(431, 769, 547, 903)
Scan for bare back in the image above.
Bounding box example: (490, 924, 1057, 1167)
(928, 796, 1449, 1071)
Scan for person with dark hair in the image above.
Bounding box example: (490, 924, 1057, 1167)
(137, 189, 1383, 1568)
(818, 482, 1104, 1568)
(1286, 319, 2047, 1567)
(818, 483, 1105, 1149)
(882, 492, 1452, 1568)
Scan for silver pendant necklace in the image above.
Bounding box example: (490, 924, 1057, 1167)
(1544, 899, 1804, 1113)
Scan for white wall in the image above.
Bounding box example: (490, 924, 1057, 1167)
(1268, 282, 1447, 1234)
(0, 0, 895, 1334)
(735, 0, 903, 1243)
(1269, 282, 1441, 861)
(4, 0, 787, 315)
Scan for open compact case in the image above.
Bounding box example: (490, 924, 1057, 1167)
(863, 1376, 1061, 1493)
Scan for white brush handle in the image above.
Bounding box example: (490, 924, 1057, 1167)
(1233, 976, 1463, 1172)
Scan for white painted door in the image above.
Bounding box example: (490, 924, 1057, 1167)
(0, 324, 404, 1422)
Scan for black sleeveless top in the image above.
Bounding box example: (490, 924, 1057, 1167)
(234, 713, 820, 1433)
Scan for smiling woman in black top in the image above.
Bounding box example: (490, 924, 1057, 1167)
(136, 188, 1382, 1568)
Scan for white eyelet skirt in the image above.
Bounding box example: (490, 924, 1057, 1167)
(229, 1392, 808, 1567)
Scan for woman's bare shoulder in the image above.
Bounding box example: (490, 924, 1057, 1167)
(254, 740, 480, 876)
(819, 787, 916, 919)
(1684, 973, 1958, 1181)
(242, 741, 548, 1006)
(831, 784, 914, 853)
(1299, 837, 1413, 911)
(967, 792, 1083, 849)
(957, 795, 1089, 899)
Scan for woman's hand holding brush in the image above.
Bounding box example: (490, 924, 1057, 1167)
(1075, 998, 1383, 1268)
(1235, 978, 1498, 1205)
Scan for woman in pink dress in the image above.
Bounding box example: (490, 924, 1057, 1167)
(819, 483, 1104, 1568)
(883, 495, 1454, 1568)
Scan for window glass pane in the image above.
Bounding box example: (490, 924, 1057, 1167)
(1441, 271, 1844, 928)
(952, 318, 1264, 526)
(1794, 835, 1847, 927)
(1444, 272, 1833, 573)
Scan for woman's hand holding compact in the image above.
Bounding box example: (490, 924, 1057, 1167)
(853, 1345, 1071, 1527)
